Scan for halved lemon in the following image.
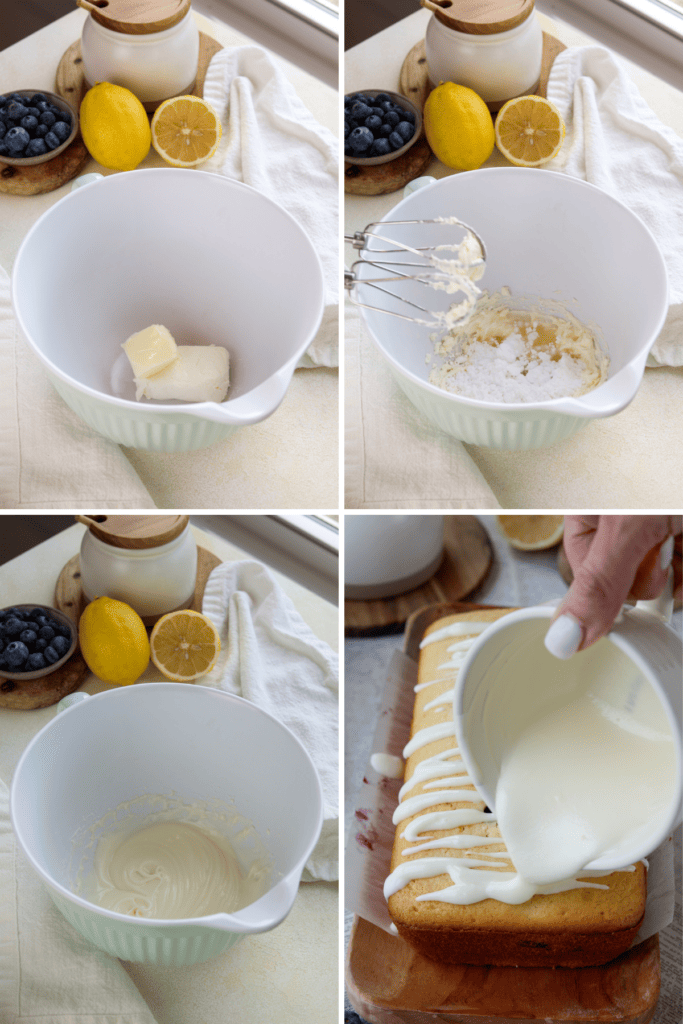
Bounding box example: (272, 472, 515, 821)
(494, 95, 565, 167)
(150, 609, 221, 681)
(151, 95, 222, 167)
(497, 515, 564, 551)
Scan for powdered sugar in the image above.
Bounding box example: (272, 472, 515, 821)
(430, 291, 609, 403)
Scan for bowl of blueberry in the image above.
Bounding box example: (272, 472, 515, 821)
(345, 89, 422, 165)
(0, 91, 78, 166)
(0, 605, 77, 680)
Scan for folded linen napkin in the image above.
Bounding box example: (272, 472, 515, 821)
(0, 778, 157, 1024)
(0, 264, 155, 509)
(345, 300, 501, 509)
(546, 45, 683, 367)
(202, 46, 339, 368)
(202, 560, 339, 881)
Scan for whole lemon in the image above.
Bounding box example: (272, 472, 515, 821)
(424, 82, 495, 171)
(79, 596, 150, 686)
(80, 82, 151, 171)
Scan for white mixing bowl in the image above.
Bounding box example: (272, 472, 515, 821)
(12, 169, 325, 452)
(355, 169, 668, 449)
(11, 684, 323, 965)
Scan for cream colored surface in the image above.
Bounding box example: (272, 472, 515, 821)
(0, 10, 338, 510)
(0, 524, 338, 1024)
(345, 9, 683, 509)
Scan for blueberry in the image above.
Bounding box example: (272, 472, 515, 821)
(35, 615, 51, 626)
(352, 93, 370, 105)
(5, 641, 29, 669)
(44, 131, 61, 150)
(34, 638, 48, 652)
(378, 122, 392, 137)
(370, 138, 392, 156)
(19, 629, 38, 645)
(20, 115, 38, 132)
(26, 138, 48, 157)
(35, 100, 50, 113)
(27, 652, 47, 671)
(6, 100, 29, 120)
(370, 106, 384, 118)
(0, 95, 6, 107)
(31, 93, 47, 105)
(38, 625, 56, 641)
(35, 124, 49, 138)
(51, 634, 71, 657)
(395, 120, 415, 142)
(384, 110, 400, 128)
(375, 92, 391, 104)
(389, 130, 406, 150)
(5, 127, 30, 153)
(8, 93, 25, 103)
(349, 125, 374, 153)
(350, 100, 372, 121)
(0, 123, 5, 140)
(1, 617, 24, 637)
(26, 106, 40, 118)
(44, 645, 60, 665)
(39, 110, 57, 127)
(6, 607, 26, 618)
(400, 109, 416, 124)
(51, 120, 71, 142)
(364, 115, 382, 132)
(55, 623, 72, 638)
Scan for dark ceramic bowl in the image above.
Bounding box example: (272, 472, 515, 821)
(0, 605, 77, 680)
(345, 89, 423, 166)
(0, 90, 79, 166)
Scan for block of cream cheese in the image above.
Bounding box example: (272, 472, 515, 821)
(122, 324, 178, 379)
(135, 345, 230, 403)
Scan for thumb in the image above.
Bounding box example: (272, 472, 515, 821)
(545, 517, 673, 658)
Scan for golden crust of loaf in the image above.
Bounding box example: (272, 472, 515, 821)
(387, 609, 647, 967)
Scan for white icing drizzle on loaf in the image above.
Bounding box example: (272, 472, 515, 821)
(385, 621, 631, 907)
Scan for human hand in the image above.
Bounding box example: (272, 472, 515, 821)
(544, 515, 682, 659)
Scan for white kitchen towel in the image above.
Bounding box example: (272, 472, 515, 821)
(0, 778, 157, 1024)
(202, 46, 339, 368)
(547, 46, 683, 367)
(345, 300, 501, 509)
(0, 264, 156, 509)
(202, 560, 338, 881)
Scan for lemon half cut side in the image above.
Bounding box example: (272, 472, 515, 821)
(495, 95, 565, 167)
(151, 96, 222, 167)
(150, 609, 221, 681)
(497, 515, 565, 551)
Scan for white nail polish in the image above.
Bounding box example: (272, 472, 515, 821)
(544, 615, 583, 660)
(660, 535, 675, 572)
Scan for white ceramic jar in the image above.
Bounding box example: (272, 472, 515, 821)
(424, 3, 543, 108)
(345, 516, 445, 600)
(81, 7, 199, 109)
(79, 515, 197, 621)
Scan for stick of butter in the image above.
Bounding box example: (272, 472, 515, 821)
(123, 325, 178, 378)
(135, 346, 230, 403)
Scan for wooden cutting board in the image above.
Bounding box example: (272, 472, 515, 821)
(346, 919, 661, 1024)
(344, 517, 492, 636)
(54, 544, 221, 629)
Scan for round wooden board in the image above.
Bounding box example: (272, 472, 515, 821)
(0, 136, 90, 196)
(399, 30, 567, 115)
(0, 647, 90, 710)
(345, 137, 433, 197)
(55, 30, 223, 113)
(344, 516, 493, 636)
(54, 544, 222, 628)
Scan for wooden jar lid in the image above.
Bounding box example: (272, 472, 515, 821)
(76, 0, 191, 34)
(75, 514, 190, 548)
(421, 0, 535, 34)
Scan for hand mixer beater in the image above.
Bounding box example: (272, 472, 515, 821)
(345, 216, 487, 329)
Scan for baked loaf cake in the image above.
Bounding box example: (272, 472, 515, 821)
(386, 608, 647, 968)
